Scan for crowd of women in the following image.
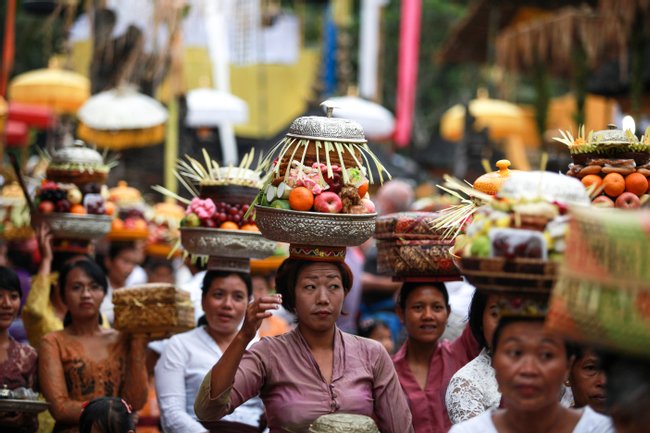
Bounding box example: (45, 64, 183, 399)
(0, 221, 647, 433)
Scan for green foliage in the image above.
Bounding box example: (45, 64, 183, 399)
(0, 4, 69, 79)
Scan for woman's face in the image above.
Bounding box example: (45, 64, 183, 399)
(0, 288, 20, 330)
(106, 249, 138, 287)
(483, 294, 500, 351)
(493, 320, 570, 412)
(399, 286, 450, 344)
(369, 324, 394, 354)
(294, 262, 345, 333)
(570, 349, 607, 414)
(63, 267, 105, 322)
(202, 275, 249, 337)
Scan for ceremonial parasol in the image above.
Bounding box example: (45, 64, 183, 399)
(77, 87, 168, 150)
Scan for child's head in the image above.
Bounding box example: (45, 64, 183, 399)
(359, 317, 394, 354)
(80, 397, 135, 433)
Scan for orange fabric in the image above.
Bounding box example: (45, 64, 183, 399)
(137, 378, 162, 433)
(38, 330, 148, 433)
(258, 314, 291, 338)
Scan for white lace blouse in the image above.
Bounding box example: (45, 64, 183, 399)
(445, 348, 576, 425)
(445, 348, 500, 424)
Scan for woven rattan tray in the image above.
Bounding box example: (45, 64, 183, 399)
(452, 251, 558, 293)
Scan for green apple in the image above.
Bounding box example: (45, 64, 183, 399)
(270, 199, 291, 210)
(182, 213, 201, 227)
(470, 235, 490, 257)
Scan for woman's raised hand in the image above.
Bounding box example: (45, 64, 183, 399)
(240, 294, 282, 341)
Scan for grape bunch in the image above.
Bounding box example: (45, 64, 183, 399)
(212, 202, 254, 227)
(83, 194, 105, 215)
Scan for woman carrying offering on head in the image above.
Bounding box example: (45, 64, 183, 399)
(155, 270, 265, 433)
(392, 282, 480, 433)
(193, 249, 414, 433)
(449, 316, 613, 433)
(0, 266, 38, 433)
(38, 260, 148, 433)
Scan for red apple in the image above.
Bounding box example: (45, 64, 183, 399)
(615, 191, 641, 209)
(360, 198, 376, 213)
(313, 192, 343, 213)
(38, 200, 55, 214)
(592, 195, 615, 207)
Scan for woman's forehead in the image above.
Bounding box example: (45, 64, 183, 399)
(298, 262, 341, 278)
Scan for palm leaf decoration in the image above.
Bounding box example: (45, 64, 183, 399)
(153, 148, 265, 201)
(429, 175, 494, 240)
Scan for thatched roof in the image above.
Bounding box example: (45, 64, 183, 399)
(495, 6, 608, 76)
(437, 0, 598, 65)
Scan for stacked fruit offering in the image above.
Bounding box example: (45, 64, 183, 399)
(558, 125, 650, 208)
(180, 198, 258, 231)
(107, 181, 149, 238)
(35, 181, 110, 216)
(260, 161, 375, 214)
(455, 172, 591, 262)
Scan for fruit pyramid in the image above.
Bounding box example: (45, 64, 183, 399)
(107, 181, 150, 239)
(557, 124, 650, 209)
(169, 149, 263, 232)
(253, 106, 390, 215)
(35, 141, 115, 218)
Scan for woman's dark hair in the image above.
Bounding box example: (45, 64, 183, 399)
(59, 260, 108, 327)
(274, 259, 353, 314)
(197, 270, 253, 326)
(52, 251, 92, 274)
(0, 266, 22, 299)
(79, 397, 135, 433)
(359, 317, 390, 339)
(468, 290, 490, 349)
(108, 241, 137, 260)
(397, 282, 450, 310)
(144, 256, 174, 274)
(492, 316, 574, 359)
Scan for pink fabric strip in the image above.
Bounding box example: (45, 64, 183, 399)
(393, 0, 422, 148)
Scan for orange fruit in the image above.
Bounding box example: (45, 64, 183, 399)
(220, 221, 239, 230)
(112, 219, 125, 230)
(357, 180, 369, 198)
(581, 174, 603, 192)
(288, 186, 314, 211)
(104, 201, 116, 216)
(625, 172, 649, 196)
(603, 172, 625, 197)
(133, 219, 148, 230)
(240, 223, 260, 232)
(70, 204, 87, 215)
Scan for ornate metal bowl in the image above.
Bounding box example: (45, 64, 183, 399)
(0, 399, 49, 413)
(180, 227, 276, 259)
(254, 205, 376, 246)
(33, 213, 112, 239)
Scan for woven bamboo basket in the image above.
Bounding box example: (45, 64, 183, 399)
(452, 251, 558, 294)
(113, 284, 195, 339)
(377, 239, 459, 278)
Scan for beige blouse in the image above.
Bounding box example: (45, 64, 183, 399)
(38, 329, 148, 433)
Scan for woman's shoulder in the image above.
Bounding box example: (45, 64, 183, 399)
(340, 331, 386, 358)
(448, 410, 497, 433)
(451, 349, 493, 381)
(574, 407, 614, 433)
